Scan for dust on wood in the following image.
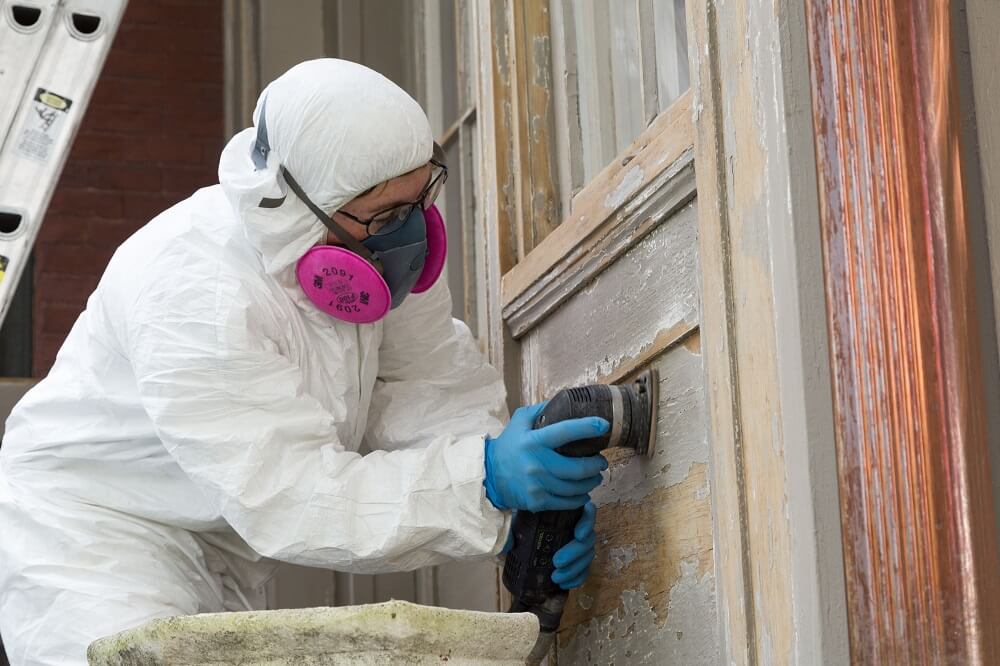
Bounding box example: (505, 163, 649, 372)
(557, 462, 713, 646)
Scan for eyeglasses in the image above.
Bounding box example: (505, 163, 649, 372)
(337, 144, 448, 236)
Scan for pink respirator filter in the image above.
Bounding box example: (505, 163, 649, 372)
(296, 204, 448, 324)
(296, 248, 393, 324)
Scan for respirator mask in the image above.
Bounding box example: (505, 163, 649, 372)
(252, 100, 448, 324)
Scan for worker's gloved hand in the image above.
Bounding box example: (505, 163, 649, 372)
(484, 402, 609, 512)
(552, 501, 597, 590)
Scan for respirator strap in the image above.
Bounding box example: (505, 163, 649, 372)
(249, 96, 382, 272)
(279, 168, 382, 273)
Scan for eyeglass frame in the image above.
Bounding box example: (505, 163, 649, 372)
(335, 144, 448, 236)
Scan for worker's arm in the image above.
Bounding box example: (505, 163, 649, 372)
(366, 277, 509, 452)
(126, 276, 508, 573)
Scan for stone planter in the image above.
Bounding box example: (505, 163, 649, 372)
(87, 600, 539, 665)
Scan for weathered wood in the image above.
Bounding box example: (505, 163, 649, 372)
(553, 340, 717, 664)
(654, 0, 689, 112)
(685, 8, 757, 648)
(455, 0, 477, 110)
(548, 0, 584, 214)
(608, 1, 645, 156)
(520, 201, 699, 397)
(805, 0, 1000, 662)
(504, 153, 694, 338)
(501, 91, 693, 309)
(510, 0, 560, 256)
(483, 0, 518, 280)
(636, 0, 661, 125)
(687, 0, 850, 662)
(457, 118, 480, 336)
(570, 1, 616, 186)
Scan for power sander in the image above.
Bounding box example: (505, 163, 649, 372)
(502, 369, 659, 662)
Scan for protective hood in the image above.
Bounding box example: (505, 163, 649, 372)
(218, 58, 434, 275)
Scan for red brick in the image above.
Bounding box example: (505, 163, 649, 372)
(69, 133, 131, 161)
(85, 104, 163, 134)
(36, 244, 115, 278)
(164, 109, 222, 138)
(47, 189, 123, 218)
(140, 134, 205, 163)
(40, 303, 83, 335)
(36, 214, 91, 244)
(33, 334, 65, 377)
(102, 50, 166, 81)
(161, 53, 223, 84)
(162, 166, 213, 195)
(123, 193, 181, 221)
(113, 25, 221, 56)
(160, 81, 225, 115)
(34, 273, 100, 306)
(91, 164, 162, 192)
(70, 132, 202, 164)
(91, 78, 164, 109)
(123, 0, 218, 27)
(202, 139, 226, 164)
(56, 162, 92, 189)
(56, 163, 161, 192)
(88, 218, 144, 248)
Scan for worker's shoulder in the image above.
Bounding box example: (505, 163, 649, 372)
(99, 186, 268, 309)
(112, 187, 261, 275)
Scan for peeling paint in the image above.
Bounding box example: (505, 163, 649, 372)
(604, 166, 645, 209)
(597, 344, 708, 504)
(609, 545, 638, 575)
(559, 462, 714, 647)
(529, 202, 700, 397)
(558, 561, 718, 665)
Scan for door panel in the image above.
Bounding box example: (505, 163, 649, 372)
(521, 201, 698, 398)
(517, 198, 716, 661)
(556, 340, 715, 663)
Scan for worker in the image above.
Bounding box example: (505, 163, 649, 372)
(0, 59, 607, 666)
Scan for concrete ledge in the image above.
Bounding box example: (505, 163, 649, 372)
(87, 600, 539, 665)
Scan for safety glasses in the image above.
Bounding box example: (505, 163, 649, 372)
(338, 143, 448, 236)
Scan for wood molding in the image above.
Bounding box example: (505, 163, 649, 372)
(500, 90, 694, 309)
(509, 0, 560, 257)
(688, 0, 852, 661)
(685, 2, 754, 661)
(485, 0, 519, 278)
(805, 0, 1000, 661)
(502, 151, 694, 337)
(597, 321, 699, 387)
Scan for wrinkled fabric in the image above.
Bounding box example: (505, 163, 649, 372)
(0, 59, 509, 666)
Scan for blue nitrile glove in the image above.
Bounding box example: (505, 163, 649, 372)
(484, 402, 609, 512)
(551, 501, 597, 590)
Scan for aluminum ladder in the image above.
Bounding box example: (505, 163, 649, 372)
(0, 0, 128, 328)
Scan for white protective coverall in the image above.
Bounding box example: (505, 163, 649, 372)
(0, 59, 511, 666)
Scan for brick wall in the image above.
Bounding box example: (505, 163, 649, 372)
(34, 0, 224, 376)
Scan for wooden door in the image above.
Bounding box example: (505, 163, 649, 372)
(477, 1, 719, 661)
(476, 0, 857, 663)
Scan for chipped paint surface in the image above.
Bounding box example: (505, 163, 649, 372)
(596, 340, 708, 501)
(526, 201, 700, 397)
(535, 337, 716, 662)
(609, 544, 638, 575)
(520, 187, 715, 662)
(604, 165, 646, 209)
(558, 563, 717, 665)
